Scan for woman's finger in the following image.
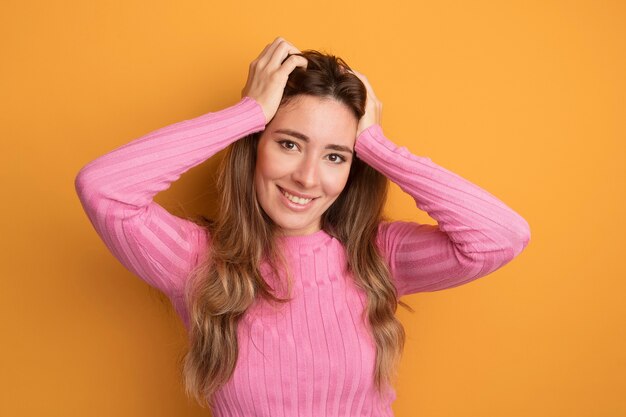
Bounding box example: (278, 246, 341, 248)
(257, 37, 288, 68)
(267, 41, 301, 71)
(276, 54, 308, 78)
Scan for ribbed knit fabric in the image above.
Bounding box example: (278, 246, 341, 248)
(74, 96, 530, 417)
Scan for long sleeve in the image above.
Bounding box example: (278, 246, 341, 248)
(74, 97, 267, 305)
(355, 124, 531, 296)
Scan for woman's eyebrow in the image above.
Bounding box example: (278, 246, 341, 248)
(274, 128, 353, 154)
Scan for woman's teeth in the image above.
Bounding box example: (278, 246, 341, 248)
(281, 189, 312, 205)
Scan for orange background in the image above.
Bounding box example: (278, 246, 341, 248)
(2, 1, 625, 416)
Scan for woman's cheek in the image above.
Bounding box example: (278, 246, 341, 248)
(262, 148, 289, 176)
(322, 166, 350, 195)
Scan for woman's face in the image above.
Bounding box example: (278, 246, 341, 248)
(254, 94, 358, 236)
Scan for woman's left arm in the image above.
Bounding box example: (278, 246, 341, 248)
(356, 124, 531, 296)
(350, 69, 530, 297)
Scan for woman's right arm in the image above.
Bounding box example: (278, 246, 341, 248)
(75, 37, 306, 303)
(74, 97, 267, 299)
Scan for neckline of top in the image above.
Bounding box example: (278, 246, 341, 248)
(277, 228, 334, 249)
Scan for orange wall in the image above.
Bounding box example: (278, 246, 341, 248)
(2, 1, 625, 416)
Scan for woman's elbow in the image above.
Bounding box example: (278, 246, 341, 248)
(514, 218, 531, 257)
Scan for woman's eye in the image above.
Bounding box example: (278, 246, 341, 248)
(327, 154, 347, 164)
(278, 140, 298, 150)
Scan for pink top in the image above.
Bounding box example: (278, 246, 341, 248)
(75, 96, 530, 417)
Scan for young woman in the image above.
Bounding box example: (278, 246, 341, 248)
(75, 37, 530, 417)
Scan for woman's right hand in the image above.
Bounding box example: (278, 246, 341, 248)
(241, 37, 308, 123)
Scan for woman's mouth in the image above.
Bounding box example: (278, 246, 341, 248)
(278, 186, 317, 206)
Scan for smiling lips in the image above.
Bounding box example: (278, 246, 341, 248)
(278, 186, 317, 206)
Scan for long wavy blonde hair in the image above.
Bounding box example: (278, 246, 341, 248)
(181, 50, 414, 407)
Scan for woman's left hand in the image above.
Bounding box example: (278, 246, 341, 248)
(349, 69, 382, 137)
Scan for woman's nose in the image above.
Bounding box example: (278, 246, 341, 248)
(292, 156, 319, 189)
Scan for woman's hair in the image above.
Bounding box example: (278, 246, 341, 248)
(181, 50, 413, 407)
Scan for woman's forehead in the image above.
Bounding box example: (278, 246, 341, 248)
(270, 96, 358, 146)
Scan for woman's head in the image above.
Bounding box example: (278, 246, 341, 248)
(217, 50, 376, 245)
(239, 49, 379, 237)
